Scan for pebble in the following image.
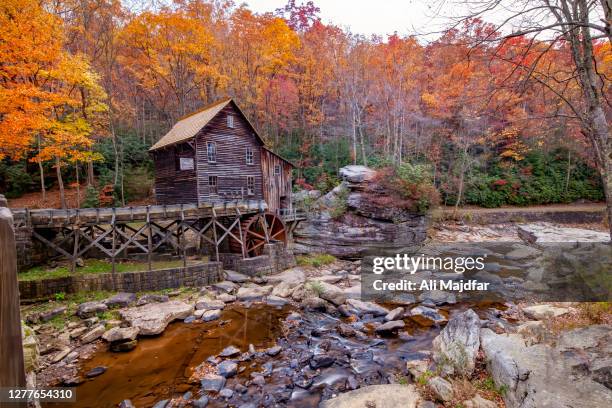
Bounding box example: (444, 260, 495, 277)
(266, 346, 282, 356)
(85, 366, 107, 378)
(219, 345, 241, 357)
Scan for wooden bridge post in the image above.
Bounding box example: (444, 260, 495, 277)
(0, 195, 27, 406)
(146, 206, 152, 271)
(111, 207, 116, 275)
(180, 205, 187, 268)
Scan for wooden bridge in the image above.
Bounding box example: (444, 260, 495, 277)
(12, 201, 306, 272)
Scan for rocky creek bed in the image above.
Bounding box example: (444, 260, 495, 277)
(24, 222, 611, 408)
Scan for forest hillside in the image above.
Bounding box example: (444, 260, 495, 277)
(0, 0, 609, 215)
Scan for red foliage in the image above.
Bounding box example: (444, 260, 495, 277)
(98, 184, 115, 207)
(295, 178, 314, 190)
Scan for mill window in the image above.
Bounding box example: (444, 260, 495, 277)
(247, 176, 255, 196)
(246, 147, 254, 165)
(208, 176, 218, 194)
(227, 114, 234, 128)
(274, 165, 281, 175)
(207, 142, 216, 163)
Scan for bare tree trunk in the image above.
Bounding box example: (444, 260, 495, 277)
(565, 149, 571, 194)
(453, 140, 469, 216)
(351, 109, 357, 165)
(56, 158, 66, 209)
(87, 158, 94, 186)
(37, 135, 46, 202)
(75, 161, 80, 209)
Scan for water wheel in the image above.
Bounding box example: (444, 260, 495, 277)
(229, 212, 287, 257)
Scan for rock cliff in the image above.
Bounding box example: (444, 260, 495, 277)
(293, 165, 428, 258)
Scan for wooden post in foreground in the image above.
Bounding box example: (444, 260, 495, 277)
(0, 194, 26, 406)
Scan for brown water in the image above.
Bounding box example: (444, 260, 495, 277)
(59, 305, 289, 408)
(44, 303, 501, 408)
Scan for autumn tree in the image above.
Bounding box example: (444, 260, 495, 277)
(0, 0, 107, 207)
(435, 0, 612, 236)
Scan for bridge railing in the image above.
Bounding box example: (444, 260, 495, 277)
(277, 207, 307, 222)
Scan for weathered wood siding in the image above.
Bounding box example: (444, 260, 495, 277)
(195, 103, 264, 203)
(262, 149, 293, 212)
(153, 143, 198, 205)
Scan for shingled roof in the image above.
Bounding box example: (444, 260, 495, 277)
(149, 98, 264, 151)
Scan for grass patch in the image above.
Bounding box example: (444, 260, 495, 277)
(547, 302, 612, 333)
(296, 253, 336, 268)
(306, 281, 325, 296)
(19, 259, 187, 281)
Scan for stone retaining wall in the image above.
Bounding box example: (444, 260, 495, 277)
(219, 243, 296, 276)
(19, 262, 223, 300)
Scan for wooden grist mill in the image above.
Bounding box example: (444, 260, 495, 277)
(11, 98, 305, 271)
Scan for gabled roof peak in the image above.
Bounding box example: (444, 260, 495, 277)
(151, 97, 253, 151)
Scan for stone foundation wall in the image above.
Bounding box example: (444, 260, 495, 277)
(19, 262, 223, 300)
(14, 224, 34, 271)
(219, 243, 296, 276)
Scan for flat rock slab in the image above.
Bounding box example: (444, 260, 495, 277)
(81, 324, 106, 343)
(120, 301, 194, 335)
(201, 309, 221, 322)
(518, 223, 610, 244)
(236, 286, 273, 301)
(195, 298, 225, 310)
(346, 299, 389, 317)
(102, 327, 139, 343)
(224, 270, 250, 283)
(136, 294, 169, 306)
(409, 306, 447, 326)
(266, 267, 307, 285)
(523, 304, 572, 320)
(105, 293, 136, 308)
(375, 320, 405, 334)
(213, 281, 238, 293)
(77, 302, 108, 319)
(320, 384, 421, 408)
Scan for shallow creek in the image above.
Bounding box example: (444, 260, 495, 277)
(44, 302, 461, 408)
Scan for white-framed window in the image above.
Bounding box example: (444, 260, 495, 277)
(207, 142, 216, 163)
(247, 176, 255, 196)
(208, 175, 218, 194)
(274, 165, 281, 175)
(227, 114, 234, 128)
(246, 147, 253, 165)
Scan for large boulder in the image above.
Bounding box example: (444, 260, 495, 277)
(120, 301, 194, 335)
(266, 267, 306, 285)
(236, 285, 273, 301)
(480, 326, 612, 408)
(294, 166, 427, 259)
(315, 281, 347, 306)
(432, 309, 481, 376)
(339, 165, 376, 183)
(76, 301, 108, 319)
(320, 384, 421, 408)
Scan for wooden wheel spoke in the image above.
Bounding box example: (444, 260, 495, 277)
(271, 230, 285, 239)
(269, 216, 276, 232)
(246, 230, 266, 240)
(248, 239, 266, 252)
